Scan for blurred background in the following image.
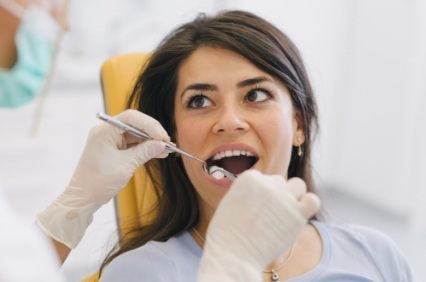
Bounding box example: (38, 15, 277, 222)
(0, 0, 425, 281)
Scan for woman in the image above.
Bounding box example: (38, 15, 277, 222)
(37, 10, 415, 281)
(102, 9, 322, 281)
(99, 10, 414, 281)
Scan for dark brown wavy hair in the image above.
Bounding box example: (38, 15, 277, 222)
(100, 10, 318, 275)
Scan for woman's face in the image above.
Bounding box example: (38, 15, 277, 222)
(174, 46, 304, 211)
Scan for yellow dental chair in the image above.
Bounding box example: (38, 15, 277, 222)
(81, 53, 157, 282)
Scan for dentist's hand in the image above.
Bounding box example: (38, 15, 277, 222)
(37, 110, 170, 249)
(198, 170, 320, 282)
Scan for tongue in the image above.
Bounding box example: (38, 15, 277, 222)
(219, 156, 253, 175)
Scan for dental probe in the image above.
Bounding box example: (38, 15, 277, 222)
(96, 112, 236, 181)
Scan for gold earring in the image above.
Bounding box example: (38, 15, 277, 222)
(296, 136, 304, 157)
(297, 145, 303, 157)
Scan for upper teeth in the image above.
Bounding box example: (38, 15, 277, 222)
(212, 150, 254, 161)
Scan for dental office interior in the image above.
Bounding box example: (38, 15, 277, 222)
(1, 0, 425, 281)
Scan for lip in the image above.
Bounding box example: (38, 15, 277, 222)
(202, 143, 259, 187)
(204, 171, 234, 187)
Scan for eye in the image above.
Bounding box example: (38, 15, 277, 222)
(187, 94, 213, 109)
(246, 88, 271, 103)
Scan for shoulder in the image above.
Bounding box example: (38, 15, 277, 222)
(316, 221, 394, 245)
(313, 221, 416, 281)
(321, 221, 403, 257)
(100, 231, 201, 282)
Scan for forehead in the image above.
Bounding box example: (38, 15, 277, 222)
(176, 46, 274, 87)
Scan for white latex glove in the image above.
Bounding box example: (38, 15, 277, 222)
(198, 170, 320, 282)
(37, 110, 170, 248)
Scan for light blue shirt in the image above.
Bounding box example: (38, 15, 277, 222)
(101, 221, 416, 281)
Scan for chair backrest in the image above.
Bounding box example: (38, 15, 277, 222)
(100, 52, 160, 236)
(81, 52, 158, 282)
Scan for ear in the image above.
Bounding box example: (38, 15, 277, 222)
(292, 111, 305, 146)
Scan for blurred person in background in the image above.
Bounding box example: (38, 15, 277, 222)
(0, 0, 67, 107)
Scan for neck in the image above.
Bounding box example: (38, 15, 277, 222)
(192, 195, 215, 246)
(264, 241, 296, 271)
(191, 222, 208, 248)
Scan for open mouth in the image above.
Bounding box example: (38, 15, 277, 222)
(205, 149, 259, 176)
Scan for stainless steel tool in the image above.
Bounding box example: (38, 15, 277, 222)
(97, 112, 236, 181)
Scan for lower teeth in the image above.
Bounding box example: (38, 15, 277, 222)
(209, 165, 225, 180)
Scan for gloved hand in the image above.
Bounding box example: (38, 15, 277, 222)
(198, 170, 320, 282)
(36, 110, 170, 248)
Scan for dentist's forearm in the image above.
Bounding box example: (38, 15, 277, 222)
(37, 222, 71, 264)
(51, 238, 71, 264)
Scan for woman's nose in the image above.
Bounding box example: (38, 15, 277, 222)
(212, 104, 249, 134)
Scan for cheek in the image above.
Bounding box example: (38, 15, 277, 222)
(257, 112, 295, 173)
(175, 118, 209, 179)
(175, 119, 206, 151)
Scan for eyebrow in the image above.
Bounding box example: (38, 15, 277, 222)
(237, 76, 272, 87)
(180, 76, 272, 98)
(180, 83, 218, 98)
